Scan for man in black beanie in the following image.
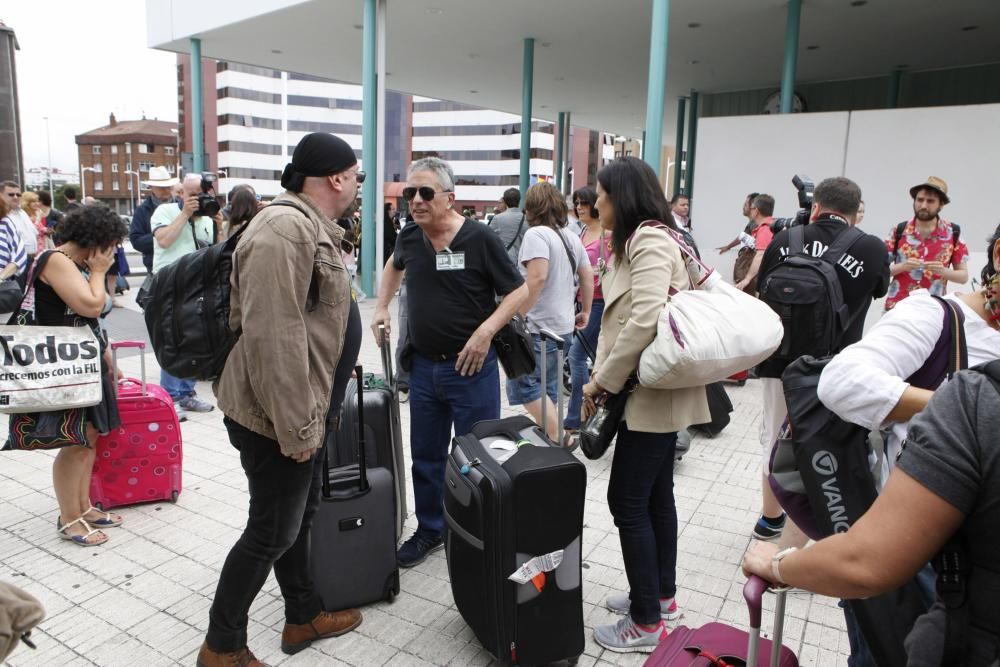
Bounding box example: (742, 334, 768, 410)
(201, 132, 366, 666)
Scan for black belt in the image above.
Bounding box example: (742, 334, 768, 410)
(418, 351, 460, 362)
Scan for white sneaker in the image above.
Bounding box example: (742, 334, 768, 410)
(593, 616, 667, 653)
(606, 592, 682, 621)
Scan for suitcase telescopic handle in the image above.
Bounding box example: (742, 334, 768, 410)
(109, 340, 147, 396)
(744, 575, 787, 667)
(354, 365, 369, 491)
(377, 324, 394, 385)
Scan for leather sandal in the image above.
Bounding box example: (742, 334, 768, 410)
(57, 517, 108, 547)
(82, 506, 123, 528)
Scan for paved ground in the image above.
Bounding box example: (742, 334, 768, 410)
(0, 294, 851, 666)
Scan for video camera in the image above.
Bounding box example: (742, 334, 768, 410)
(770, 174, 815, 234)
(195, 172, 220, 217)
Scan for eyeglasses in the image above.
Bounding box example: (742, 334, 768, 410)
(402, 186, 452, 202)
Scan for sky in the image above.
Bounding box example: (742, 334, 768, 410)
(4, 1, 177, 174)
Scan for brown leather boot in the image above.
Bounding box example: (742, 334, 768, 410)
(281, 609, 363, 655)
(195, 640, 269, 667)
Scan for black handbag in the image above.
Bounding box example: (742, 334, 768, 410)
(0, 278, 23, 313)
(493, 313, 535, 379)
(578, 378, 637, 460)
(135, 274, 154, 310)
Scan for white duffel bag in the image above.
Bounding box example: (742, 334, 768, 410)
(635, 223, 783, 390)
(0, 325, 103, 413)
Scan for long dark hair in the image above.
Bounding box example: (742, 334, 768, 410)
(981, 222, 1000, 285)
(596, 157, 676, 264)
(228, 187, 258, 230)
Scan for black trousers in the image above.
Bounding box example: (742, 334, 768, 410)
(206, 417, 324, 652)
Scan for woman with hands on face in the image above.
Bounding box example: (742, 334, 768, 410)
(24, 205, 129, 547)
(582, 157, 710, 653)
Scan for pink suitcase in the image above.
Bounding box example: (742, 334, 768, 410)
(644, 577, 798, 667)
(90, 340, 183, 509)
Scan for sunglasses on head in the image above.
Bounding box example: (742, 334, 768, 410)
(402, 186, 451, 202)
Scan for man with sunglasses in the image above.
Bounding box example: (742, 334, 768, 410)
(1, 181, 36, 270)
(202, 132, 365, 667)
(372, 157, 527, 568)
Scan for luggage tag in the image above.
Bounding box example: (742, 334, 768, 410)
(508, 549, 565, 592)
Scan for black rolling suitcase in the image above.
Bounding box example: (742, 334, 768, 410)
(445, 330, 586, 666)
(328, 324, 407, 539)
(311, 365, 400, 610)
(688, 382, 733, 438)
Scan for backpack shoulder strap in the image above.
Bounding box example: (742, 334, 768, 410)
(788, 224, 806, 256)
(893, 221, 907, 254)
(951, 222, 961, 252)
(821, 225, 866, 265)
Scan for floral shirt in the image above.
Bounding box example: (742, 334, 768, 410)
(884, 218, 968, 310)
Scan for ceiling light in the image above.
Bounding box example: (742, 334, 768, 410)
(271, 49, 283, 54)
(540, 41, 552, 47)
(540, 104, 548, 109)
(425, 7, 444, 14)
(687, 59, 700, 65)
(961, 25, 979, 31)
(469, 90, 478, 93)
(850, 0, 867, 6)
(806, 45, 819, 50)
(554, 76, 565, 81)
(352, 24, 363, 29)
(687, 22, 701, 28)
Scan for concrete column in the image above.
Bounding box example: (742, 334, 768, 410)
(780, 0, 802, 114)
(520, 38, 534, 195)
(190, 38, 204, 173)
(887, 68, 902, 108)
(672, 96, 686, 196)
(642, 0, 670, 175)
(555, 111, 566, 192)
(361, 0, 377, 295)
(686, 91, 699, 199)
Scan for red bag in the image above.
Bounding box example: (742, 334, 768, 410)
(90, 341, 182, 509)
(644, 578, 797, 667)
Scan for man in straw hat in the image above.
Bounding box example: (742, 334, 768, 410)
(884, 176, 968, 310)
(129, 166, 179, 273)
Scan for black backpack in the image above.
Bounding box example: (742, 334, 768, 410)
(143, 201, 304, 381)
(759, 224, 866, 367)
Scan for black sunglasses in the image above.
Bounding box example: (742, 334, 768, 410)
(354, 170, 366, 184)
(402, 186, 451, 202)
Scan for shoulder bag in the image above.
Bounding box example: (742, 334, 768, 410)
(631, 221, 784, 390)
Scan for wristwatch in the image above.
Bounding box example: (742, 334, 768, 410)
(771, 547, 798, 585)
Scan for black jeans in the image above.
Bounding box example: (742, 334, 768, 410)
(206, 417, 324, 652)
(607, 422, 678, 625)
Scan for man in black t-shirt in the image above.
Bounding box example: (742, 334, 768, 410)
(372, 157, 527, 568)
(751, 177, 890, 543)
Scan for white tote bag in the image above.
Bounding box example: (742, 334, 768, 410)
(634, 223, 783, 390)
(0, 325, 103, 413)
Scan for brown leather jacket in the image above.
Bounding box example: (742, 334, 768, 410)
(215, 192, 352, 455)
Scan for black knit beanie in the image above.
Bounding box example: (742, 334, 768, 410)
(280, 132, 358, 193)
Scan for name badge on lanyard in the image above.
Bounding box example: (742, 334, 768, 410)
(436, 250, 466, 271)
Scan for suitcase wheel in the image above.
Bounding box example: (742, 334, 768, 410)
(170, 490, 179, 503)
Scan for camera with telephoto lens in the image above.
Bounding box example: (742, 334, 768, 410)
(770, 174, 815, 234)
(195, 172, 220, 217)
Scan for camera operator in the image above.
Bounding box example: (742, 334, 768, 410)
(150, 172, 222, 419)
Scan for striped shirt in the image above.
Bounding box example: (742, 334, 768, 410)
(0, 216, 28, 276)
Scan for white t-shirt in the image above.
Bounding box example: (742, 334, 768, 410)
(151, 203, 214, 273)
(817, 290, 1000, 486)
(8, 209, 36, 255)
(517, 225, 588, 335)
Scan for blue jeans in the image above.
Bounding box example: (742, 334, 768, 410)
(505, 332, 572, 406)
(608, 423, 678, 625)
(160, 369, 195, 402)
(207, 418, 323, 652)
(566, 299, 604, 429)
(409, 349, 501, 538)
